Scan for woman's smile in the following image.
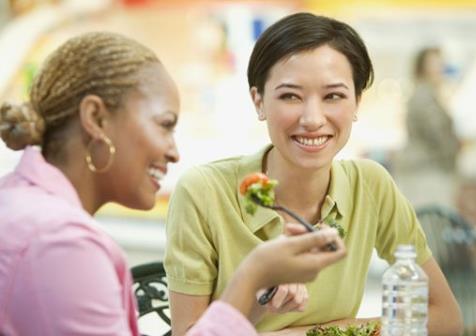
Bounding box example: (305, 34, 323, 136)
(291, 134, 332, 153)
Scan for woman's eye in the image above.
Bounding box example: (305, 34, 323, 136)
(154, 117, 176, 131)
(279, 93, 300, 101)
(161, 121, 176, 131)
(325, 93, 346, 100)
(153, 113, 177, 132)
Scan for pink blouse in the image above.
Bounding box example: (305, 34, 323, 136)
(0, 147, 139, 335)
(0, 147, 257, 336)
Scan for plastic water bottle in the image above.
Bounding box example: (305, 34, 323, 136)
(381, 244, 428, 336)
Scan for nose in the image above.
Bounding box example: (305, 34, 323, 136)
(165, 137, 180, 163)
(299, 99, 326, 130)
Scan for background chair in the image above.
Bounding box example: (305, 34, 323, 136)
(416, 205, 476, 336)
(131, 261, 171, 336)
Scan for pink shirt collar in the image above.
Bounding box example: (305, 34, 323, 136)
(15, 146, 83, 209)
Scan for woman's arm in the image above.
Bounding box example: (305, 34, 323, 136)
(185, 227, 346, 336)
(169, 291, 211, 336)
(169, 281, 308, 334)
(423, 257, 464, 336)
(222, 226, 346, 320)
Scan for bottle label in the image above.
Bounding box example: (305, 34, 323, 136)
(381, 282, 428, 335)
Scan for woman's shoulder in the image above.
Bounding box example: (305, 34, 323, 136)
(335, 159, 399, 211)
(175, 155, 245, 192)
(0, 187, 106, 253)
(0, 184, 89, 221)
(337, 158, 391, 180)
(336, 158, 396, 195)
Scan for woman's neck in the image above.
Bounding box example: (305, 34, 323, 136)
(265, 147, 331, 221)
(47, 151, 102, 215)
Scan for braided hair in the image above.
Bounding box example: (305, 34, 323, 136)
(0, 32, 159, 154)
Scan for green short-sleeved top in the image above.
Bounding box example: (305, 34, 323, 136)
(164, 146, 432, 332)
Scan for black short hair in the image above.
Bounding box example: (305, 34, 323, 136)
(247, 13, 374, 97)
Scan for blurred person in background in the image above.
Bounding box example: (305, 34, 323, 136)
(165, 13, 463, 336)
(452, 56, 476, 227)
(395, 47, 461, 209)
(0, 31, 346, 336)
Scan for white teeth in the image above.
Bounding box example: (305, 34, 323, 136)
(148, 167, 165, 181)
(295, 136, 328, 146)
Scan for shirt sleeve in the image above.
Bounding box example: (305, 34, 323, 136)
(164, 167, 218, 295)
(186, 301, 258, 336)
(12, 222, 133, 336)
(362, 160, 432, 265)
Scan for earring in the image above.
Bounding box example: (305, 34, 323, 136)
(85, 134, 116, 173)
(353, 114, 358, 122)
(258, 111, 265, 120)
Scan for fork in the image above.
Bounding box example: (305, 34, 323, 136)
(251, 195, 337, 305)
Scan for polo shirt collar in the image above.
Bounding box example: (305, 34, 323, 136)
(15, 146, 83, 209)
(323, 161, 351, 221)
(236, 145, 351, 233)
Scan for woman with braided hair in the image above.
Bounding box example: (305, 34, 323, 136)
(0, 32, 180, 335)
(0, 32, 345, 335)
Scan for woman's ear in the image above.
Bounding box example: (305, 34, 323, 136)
(78, 95, 110, 138)
(250, 87, 265, 121)
(353, 95, 361, 122)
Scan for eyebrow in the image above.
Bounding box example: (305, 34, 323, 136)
(274, 82, 350, 91)
(324, 83, 349, 90)
(274, 83, 303, 90)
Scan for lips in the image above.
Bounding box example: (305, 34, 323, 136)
(294, 135, 330, 146)
(291, 133, 332, 150)
(147, 166, 166, 190)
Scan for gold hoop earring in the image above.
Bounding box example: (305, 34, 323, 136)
(353, 114, 358, 122)
(85, 134, 116, 173)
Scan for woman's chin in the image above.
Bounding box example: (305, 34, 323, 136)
(139, 197, 157, 211)
(121, 195, 156, 211)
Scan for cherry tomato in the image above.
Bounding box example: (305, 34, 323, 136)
(239, 172, 269, 195)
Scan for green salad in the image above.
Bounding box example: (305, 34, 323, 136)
(306, 322, 380, 336)
(240, 172, 278, 215)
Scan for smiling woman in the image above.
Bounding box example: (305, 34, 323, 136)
(99, 64, 180, 210)
(0, 31, 180, 335)
(250, 45, 358, 171)
(164, 12, 463, 336)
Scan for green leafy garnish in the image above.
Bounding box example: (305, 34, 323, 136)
(306, 322, 380, 336)
(243, 179, 278, 215)
(321, 218, 346, 239)
(240, 173, 278, 215)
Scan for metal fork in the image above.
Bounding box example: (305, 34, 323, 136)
(251, 195, 337, 305)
